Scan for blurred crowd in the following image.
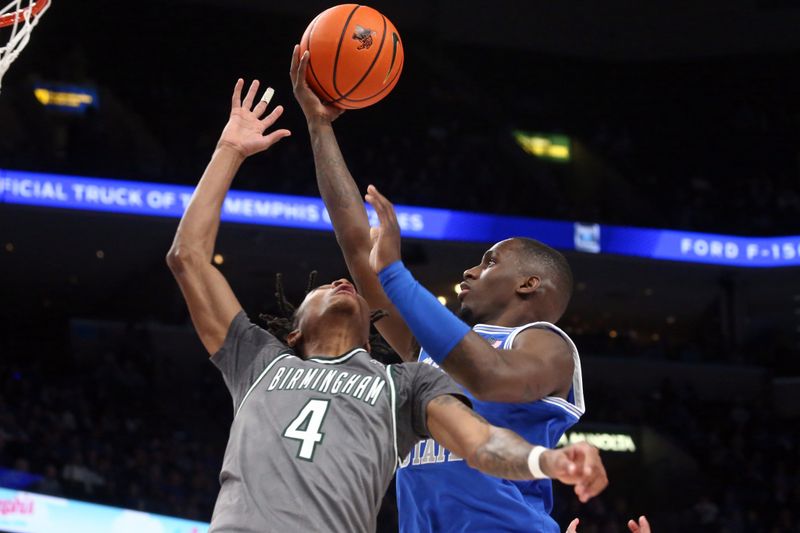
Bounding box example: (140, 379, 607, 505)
(1, 325, 797, 532)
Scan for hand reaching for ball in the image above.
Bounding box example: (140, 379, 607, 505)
(290, 45, 345, 125)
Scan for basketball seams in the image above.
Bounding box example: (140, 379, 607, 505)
(341, 48, 403, 104)
(330, 14, 387, 104)
(303, 5, 403, 109)
(304, 14, 339, 105)
(331, 4, 362, 99)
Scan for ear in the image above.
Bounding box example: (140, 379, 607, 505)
(517, 275, 541, 295)
(286, 329, 302, 348)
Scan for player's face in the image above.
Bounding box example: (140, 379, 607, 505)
(458, 239, 524, 324)
(297, 279, 371, 338)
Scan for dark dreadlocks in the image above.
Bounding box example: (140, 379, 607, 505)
(259, 272, 400, 363)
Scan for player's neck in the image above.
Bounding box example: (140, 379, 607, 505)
(480, 305, 545, 328)
(299, 322, 367, 359)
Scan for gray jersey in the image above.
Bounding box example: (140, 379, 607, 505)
(209, 311, 465, 533)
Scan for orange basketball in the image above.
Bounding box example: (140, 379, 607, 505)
(299, 4, 404, 110)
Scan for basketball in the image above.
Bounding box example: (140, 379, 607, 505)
(299, 4, 404, 110)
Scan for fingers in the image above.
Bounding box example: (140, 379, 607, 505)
(637, 515, 650, 533)
(259, 128, 292, 150)
(231, 78, 244, 109)
(566, 518, 579, 533)
(289, 44, 299, 85)
(364, 185, 399, 232)
(242, 79, 260, 110)
(297, 49, 310, 87)
(627, 519, 639, 533)
(261, 104, 284, 127)
(575, 463, 608, 502)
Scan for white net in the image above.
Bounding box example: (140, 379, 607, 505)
(0, 0, 50, 93)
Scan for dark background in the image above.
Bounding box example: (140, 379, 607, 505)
(1, 1, 799, 532)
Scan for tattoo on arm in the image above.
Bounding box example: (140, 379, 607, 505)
(471, 426, 534, 480)
(431, 395, 533, 480)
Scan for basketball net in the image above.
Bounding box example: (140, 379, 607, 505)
(0, 0, 50, 93)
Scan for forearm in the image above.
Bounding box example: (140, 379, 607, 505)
(170, 145, 244, 261)
(307, 119, 371, 250)
(467, 426, 535, 481)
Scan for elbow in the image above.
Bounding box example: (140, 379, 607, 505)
(166, 245, 200, 275)
(457, 373, 493, 402)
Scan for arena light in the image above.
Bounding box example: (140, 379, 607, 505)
(557, 431, 637, 453)
(33, 83, 98, 113)
(512, 131, 571, 162)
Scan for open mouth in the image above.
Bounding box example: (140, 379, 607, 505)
(334, 285, 356, 296)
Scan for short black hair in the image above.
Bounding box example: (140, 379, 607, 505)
(510, 237, 573, 320)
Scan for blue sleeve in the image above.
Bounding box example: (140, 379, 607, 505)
(378, 261, 471, 365)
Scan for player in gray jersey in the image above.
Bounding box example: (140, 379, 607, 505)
(166, 79, 608, 532)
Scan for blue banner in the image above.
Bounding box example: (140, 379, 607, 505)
(2, 169, 799, 268)
(0, 487, 207, 533)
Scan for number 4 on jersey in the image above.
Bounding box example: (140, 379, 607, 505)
(283, 399, 330, 461)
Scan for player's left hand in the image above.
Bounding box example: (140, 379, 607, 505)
(364, 184, 402, 274)
(565, 518, 580, 533)
(541, 441, 608, 503)
(218, 79, 291, 158)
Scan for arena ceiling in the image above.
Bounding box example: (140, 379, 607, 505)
(187, 0, 800, 60)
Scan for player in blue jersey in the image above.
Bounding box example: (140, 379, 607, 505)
(292, 46, 600, 533)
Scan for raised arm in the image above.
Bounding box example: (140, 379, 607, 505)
(365, 185, 573, 402)
(166, 79, 290, 355)
(426, 395, 607, 502)
(289, 45, 419, 361)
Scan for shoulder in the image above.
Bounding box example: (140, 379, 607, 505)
(509, 322, 575, 356)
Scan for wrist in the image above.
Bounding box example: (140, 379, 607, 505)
(214, 141, 247, 162)
(527, 446, 550, 479)
(307, 115, 334, 131)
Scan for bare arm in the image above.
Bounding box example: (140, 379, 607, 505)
(444, 327, 573, 402)
(426, 395, 607, 501)
(167, 79, 290, 355)
(365, 184, 574, 401)
(289, 45, 419, 361)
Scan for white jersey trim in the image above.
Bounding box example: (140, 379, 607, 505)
(307, 348, 368, 365)
(385, 366, 400, 472)
(503, 322, 585, 416)
(234, 352, 293, 418)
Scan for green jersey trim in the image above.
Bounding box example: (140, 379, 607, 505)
(234, 352, 293, 418)
(386, 365, 399, 472)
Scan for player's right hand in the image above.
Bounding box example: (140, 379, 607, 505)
(217, 79, 291, 159)
(540, 441, 608, 503)
(290, 44, 344, 125)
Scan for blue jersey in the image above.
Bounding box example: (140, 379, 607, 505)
(396, 322, 584, 533)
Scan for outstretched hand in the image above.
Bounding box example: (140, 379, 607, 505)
(540, 441, 608, 503)
(218, 79, 291, 158)
(290, 44, 345, 125)
(364, 184, 402, 274)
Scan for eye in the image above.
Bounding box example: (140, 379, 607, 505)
(486, 258, 497, 267)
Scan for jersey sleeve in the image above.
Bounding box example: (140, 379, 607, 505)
(392, 363, 470, 457)
(210, 310, 292, 413)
